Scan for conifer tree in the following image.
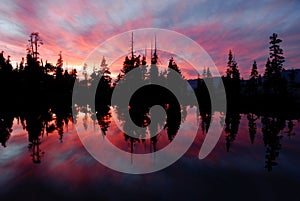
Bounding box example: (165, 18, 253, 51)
(168, 57, 181, 75)
(263, 33, 286, 95)
(206, 67, 212, 78)
(56, 52, 63, 80)
(269, 33, 285, 80)
(250, 60, 259, 80)
(202, 67, 207, 78)
(226, 50, 240, 80)
(248, 60, 259, 96)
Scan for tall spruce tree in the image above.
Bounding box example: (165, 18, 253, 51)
(264, 33, 286, 95)
(248, 60, 259, 96)
(269, 33, 285, 80)
(250, 60, 259, 80)
(206, 67, 212, 78)
(226, 50, 240, 80)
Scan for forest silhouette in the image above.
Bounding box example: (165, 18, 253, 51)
(0, 32, 299, 171)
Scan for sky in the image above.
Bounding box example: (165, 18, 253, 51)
(0, 0, 299, 79)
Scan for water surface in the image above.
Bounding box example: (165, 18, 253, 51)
(0, 108, 299, 201)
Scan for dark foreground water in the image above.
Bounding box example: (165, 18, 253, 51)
(0, 108, 300, 201)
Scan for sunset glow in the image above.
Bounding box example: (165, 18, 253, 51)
(0, 0, 299, 78)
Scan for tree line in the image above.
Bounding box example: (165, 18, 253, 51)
(196, 33, 297, 111)
(0, 32, 297, 113)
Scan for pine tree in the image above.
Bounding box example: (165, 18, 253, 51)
(140, 54, 147, 80)
(0, 51, 12, 73)
(115, 33, 138, 83)
(264, 58, 272, 79)
(5, 55, 13, 72)
(202, 67, 207, 78)
(24, 33, 44, 77)
(226, 50, 240, 80)
(56, 52, 63, 80)
(121, 56, 132, 74)
(56, 51, 63, 69)
(226, 50, 233, 78)
(231, 61, 240, 80)
(248, 60, 259, 96)
(0, 51, 5, 68)
(168, 57, 181, 74)
(206, 67, 212, 78)
(149, 60, 159, 81)
(224, 49, 240, 105)
(95, 56, 112, 110)
(19, 57, 25, 71)
(269, 33, 285, 80)
(27, 32, 43, 61)
(250, 60, 259, 80)
(100, 56, 111, 86)
(149, 44, 159, 81)
(263, 33, 286, 95)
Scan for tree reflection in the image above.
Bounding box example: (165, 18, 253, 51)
(261, 115, 285, 172)
(247, 113, 259, 144)
(200, 112, 211, 135)
(0, 112, 13, 147)
(0, 33, 299, 172)
(224, 112, 241, 152)
(110, 45, 187, 153)
(113, 93, 184, 154)
(96, 106, 112, 136)
(0, 101, 74, 163)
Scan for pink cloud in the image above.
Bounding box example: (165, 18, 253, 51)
(0, 0, 299, 80)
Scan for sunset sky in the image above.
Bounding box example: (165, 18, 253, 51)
(0, 0, 299, 78)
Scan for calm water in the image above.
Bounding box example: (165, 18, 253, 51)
(0, 107, 300, 201)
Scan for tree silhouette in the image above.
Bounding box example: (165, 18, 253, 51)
(226, 50, 240, 79)
(94, 57, 112, 111)
(250, 60, 259, 80)
(263, 33, 286, 95)
(226, 50, 233, 78)
(0, 51, 13, 73)
(206, 67, 212, 78)
(269, 33, 285, 79)
(202, 67, 207, 78)
(223, 50, 240, 108)
(248, 60, 259, 96)
(261, 115, 284, 171)
(264, 58, 272, 79)
(55, 52, 64, 80)
(247, 113, 258, 144)
(224, 112, 241, 152)
(27, 32, 43, 61)
(148, 41, 160, 82)
(168, 57, 181, 75)
(0, 29, 300, 175)
(0, 113, 13, 147)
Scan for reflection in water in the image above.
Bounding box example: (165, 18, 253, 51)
(0, 104, 299, 173)
(261, 115, 285, 172)
(247, 113, 259, 144)
(0, 102, 75, 163)
(1, 102, 300, 200)
(224, 112, 241, 152)
(0, 112, 13, 147)
(26, 112, 45, 163)
(200, 113, 211, 135)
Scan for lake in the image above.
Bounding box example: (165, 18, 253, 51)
(0, 106, 300, 201)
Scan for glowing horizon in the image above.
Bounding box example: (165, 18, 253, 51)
(1, 0, 299, 79)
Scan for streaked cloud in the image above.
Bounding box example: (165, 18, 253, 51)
(0, 0, 299, 78)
